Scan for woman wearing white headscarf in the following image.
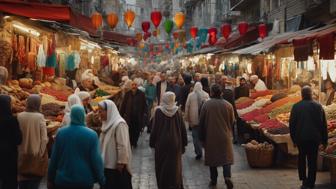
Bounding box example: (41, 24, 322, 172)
(61, 94, 82, 127)
(150, 92, 188, 189)
(98, 100, 132, 189)
(77, 91, 93, 114)
(185, 82, 209, 160)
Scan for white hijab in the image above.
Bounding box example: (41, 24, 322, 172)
(193, 82, 209, 100)
(158, 92, 179, 117)
(77, 91, 91, 101)
(99, 100, 126, 133)
(62, 94, 82, 127)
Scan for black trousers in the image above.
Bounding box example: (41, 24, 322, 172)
(209, 165, 231, 183)
(297, 141, 319, 188)
(105, 168, 132, 189)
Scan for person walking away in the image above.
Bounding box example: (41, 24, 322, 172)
(99, 100, 133, 189)
(199, 84, 235, 189)
(48, 105, 105, 189)
(61, 94, 82, 127)
(145, 76, 156, 133)
(234, 77, 250, 100)
(175, 75, 185, 106)
(185, 82, 209, 160)
(289, 86, 328, 189)
(156, 72, 168, 105)
(200, 77, 210, 94)
(179, 74, 193, 112)
(0, 95, 22, 189)
(17, 95, 48, 189)
(150, 92, 188, 189)
(120, 81, 147, 148)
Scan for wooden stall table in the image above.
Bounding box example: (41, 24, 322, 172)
(320, 153, 336, 184)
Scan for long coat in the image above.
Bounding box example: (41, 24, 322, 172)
(199, 98, 235, 167)
(120, 89, 147, 146)
(150, 109, 188, 189)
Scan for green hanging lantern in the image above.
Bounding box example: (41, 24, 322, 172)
(164, 19, 174, 34)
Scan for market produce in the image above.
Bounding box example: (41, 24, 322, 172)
(325, 137, 336, 155)
(275, 112, 290, 123)
(235, 97, 251, 104)
(270, 92, 288, 102)
(288, 85, 301, 94)
(41, 87, 71, 102)
(255, 95, 272, 101)
(42, 103, 64, 117)
(253, 114, 269, 123)
(243, 140, 273, 150)
(260, 96, 301, 114)
(241, 109, 263, 122)
(250, 90, 273, 99)
(266, 127, 290, 135)
(236, 99, 255, 110)
(19, 78, 33, 89)
(324, 103, 336, 120)
(238, 98, 270, 115)
(95, 88, 110, 97)
(259, 119, 287, 130)
(268, 102, 294, 118)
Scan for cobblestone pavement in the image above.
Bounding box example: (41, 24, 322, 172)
(41, 131, 335, 189)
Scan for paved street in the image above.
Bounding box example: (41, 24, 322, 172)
(41, 131, 335, 189)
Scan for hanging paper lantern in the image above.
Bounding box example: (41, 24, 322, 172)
(174, 12, 185, 29)
(91, 12, 102, 30)
(164, 19, 174, 34)
(173, 31, 179, 40)
(106, 12, 118, 29)
(143, 32, 151, 41)
(238, 21, 249, 36)
(151, 11, 162, 28)
(136, 32, 143, 42)
(221, 23, 231, 40)
(141, 21, 150, 33)
(208, 27, 217, 45)
(190, 27, 198, 39)
(258, 23, 267, 39)
(124, 9, 136, 28)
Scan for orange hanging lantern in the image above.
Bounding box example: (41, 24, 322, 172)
(174, 12, 185, 29)
(124, 9, 136, 28)
(135, 32, 143, 42)
(106, 12, 118, 29)
(91, 12, 103, 30)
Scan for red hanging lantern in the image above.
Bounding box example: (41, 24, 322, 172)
(173, 31, 179, 40)
(221, 23, 231, 40)
(258, 23, 267, 39)
(238, 21, 248, 36)
(208, 27, 217, 45)
(141, 21, 150, 33)
(143, 32, 151, 41)
(151, 11, 162, 28)
(91, 12, 103, 30)
(190, 27, 198, 39)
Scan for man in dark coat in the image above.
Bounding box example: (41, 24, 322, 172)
(199, 84, 235, 189)
(234, 77, 250, 100)
(179, 74, 193, 112)
(156, 72, 168, 105)
(289, 86, 328, 189)
(0, 95, 22, 189)
(150, 92, 188, 189)
(120, 81, 147, 148)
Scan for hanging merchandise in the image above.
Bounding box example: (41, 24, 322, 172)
(198, 28, 208, 44)
(124, 9, 136, 28)
(321, 60, 328, 80)
(208, 27, 217, 45)
(327, 60, 336, 82)
(143, 32, 151, 41)
(221, 23, 231, 40)
(307, 56, 315, 71)
(106, 12, 118, 30)
(151, 11, 162, 28)
(190, 27, 198, 39)
(238, 21, 249, 36)
(186, 40, 193, 53)
(174, 12, 185, 29)
(91, 12, 103, 30)
(36, 44, 46, 67)
(142, 21, 150, 33)
(136, 32, 143, 42)
(164, 19, 174, 34)
(318, 33, 335, 60)
(258, 23, 267, 39)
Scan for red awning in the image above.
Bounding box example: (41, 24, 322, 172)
(0, 0, 70, 21)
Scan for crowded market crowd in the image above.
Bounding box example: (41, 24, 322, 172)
(0, 65, 330, 189)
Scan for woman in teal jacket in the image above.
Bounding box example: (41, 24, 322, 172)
(48, 105, 105, 189)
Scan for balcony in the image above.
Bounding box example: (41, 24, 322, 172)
(230, 0, 259, 11)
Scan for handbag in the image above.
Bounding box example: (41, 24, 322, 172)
(18, 150, 48, 177)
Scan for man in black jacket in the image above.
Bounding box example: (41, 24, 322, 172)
(289, 86, 328, 189)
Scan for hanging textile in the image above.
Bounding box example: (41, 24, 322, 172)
(18, 35, 26, 65)
(66, 53, 76, 71)
(74, 51, 81, 68)
(100, 55, 109, 68)
(307, 57, 315, 71)
(0, 40, 13, 67)
(321, 60, 328, 80)
(318, 33, 335, 60)
(327, 60, 336, 82)
(46, 52, 57, 68)
(27, 52, 36, 70)
(293, 38, 313, 61)
(37, 44, 46, 67)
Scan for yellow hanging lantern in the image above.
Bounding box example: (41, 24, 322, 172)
(91, 12, 103, 30)
(124, 9, 136, 28)
(106, 12, 118, 30)
(174, 12, 185, 29)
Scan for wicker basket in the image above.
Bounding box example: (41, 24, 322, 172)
(245, 146, 274, 168)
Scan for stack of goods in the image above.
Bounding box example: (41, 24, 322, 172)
(253, 114, 270, 123)
(250, 90, 273, 99)
(268, 102, 294, 119)
(41, 87, 71, 102)
(42, 103, 65, 122)
(235, 97, 251, 104)
(288, 85, 301, 94)
(328, 120, 336, 138)
(236, 98, 255, 110)
(95, 88, 110, 97)
(243, 140, 274, 168)
(260, 96, 301, 114)
(276, 112, 291, 123)
(270, 92, 288, 102)
(241, 109, 263, 122)
(324, 104, 336, 120)
(266, 127, 290, 135)
(238, 98, 270, 116)
(2, 80, 30, 113)
(96, 82, 121, 97)
(325, 137, 336, 155)
(259, 119, 287, 130)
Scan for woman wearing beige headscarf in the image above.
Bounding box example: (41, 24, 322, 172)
(150, 92, 188, 189)
(17, 94, 48, 189)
